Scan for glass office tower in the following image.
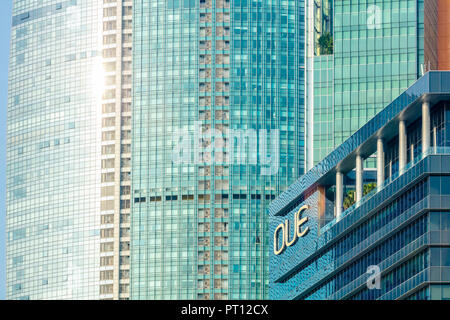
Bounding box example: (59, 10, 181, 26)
(6, 0, 133, 300)
(270, 71, 450, 300)
(333, 0, 425, 146)
(6, 0, 103, 299)
(131, 0, 305, 299)
(309, 0, 442, 166)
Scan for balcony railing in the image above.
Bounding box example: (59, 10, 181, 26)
(321, 147, 450, 234)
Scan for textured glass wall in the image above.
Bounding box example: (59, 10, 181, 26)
(131, 0, 304, 299)
(6, 0, 102, 299)
(270, 73, 450, 300)
(333, 0, 422, 146)
(311, 0, 428, 167)
(312, 55, 333, 164)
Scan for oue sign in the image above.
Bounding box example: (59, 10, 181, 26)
(273, 205, 310, 255)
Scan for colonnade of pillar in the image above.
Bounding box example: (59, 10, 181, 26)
(335, 101, 431, 220)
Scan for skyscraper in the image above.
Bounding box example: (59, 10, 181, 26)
(270, 71, 450, 300)
(7, 0, 103, 299)
(6, 0, 306, 300)
(130, 0, 305, 299)
(12, 0, 448, 301)
(6, 0, 133, 300)
(307, 0, 450, 167)
(98, 0, 133, 300)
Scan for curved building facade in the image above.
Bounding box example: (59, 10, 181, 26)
(6, 0, 103, 299)
(131, 0, 305, 299)
(7, 0, 135, 300)
(270, 71, 450, 300)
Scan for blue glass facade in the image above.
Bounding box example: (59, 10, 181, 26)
(131, 0, 305, 299)
(333, 0, 424, 145)
(311, 0, 442, 167)
(269, 71, 450, 300)
(6, 0, 102, 299)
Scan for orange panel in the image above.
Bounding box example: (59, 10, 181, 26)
(438, 0, 450, 70)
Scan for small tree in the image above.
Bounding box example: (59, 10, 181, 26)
(318, 32, 333, 55)
(363, 182, 377, 196)
(343, 190, 355, 210)
(342, 182, 377, 210)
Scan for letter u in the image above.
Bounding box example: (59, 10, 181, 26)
(284, 219, 297, 247)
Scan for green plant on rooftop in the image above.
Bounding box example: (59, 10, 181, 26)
(342, 182, 377, 210)
(318, 32, 333, 55)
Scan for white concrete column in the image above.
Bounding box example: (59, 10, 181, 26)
(377, 138, 385, 188)
(422, 101, 430, 155)
(335, 171, 343, 220)
(399, 120, 407, 172)
(433, 126, 437, 153)
(355, 155, 363, 203)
